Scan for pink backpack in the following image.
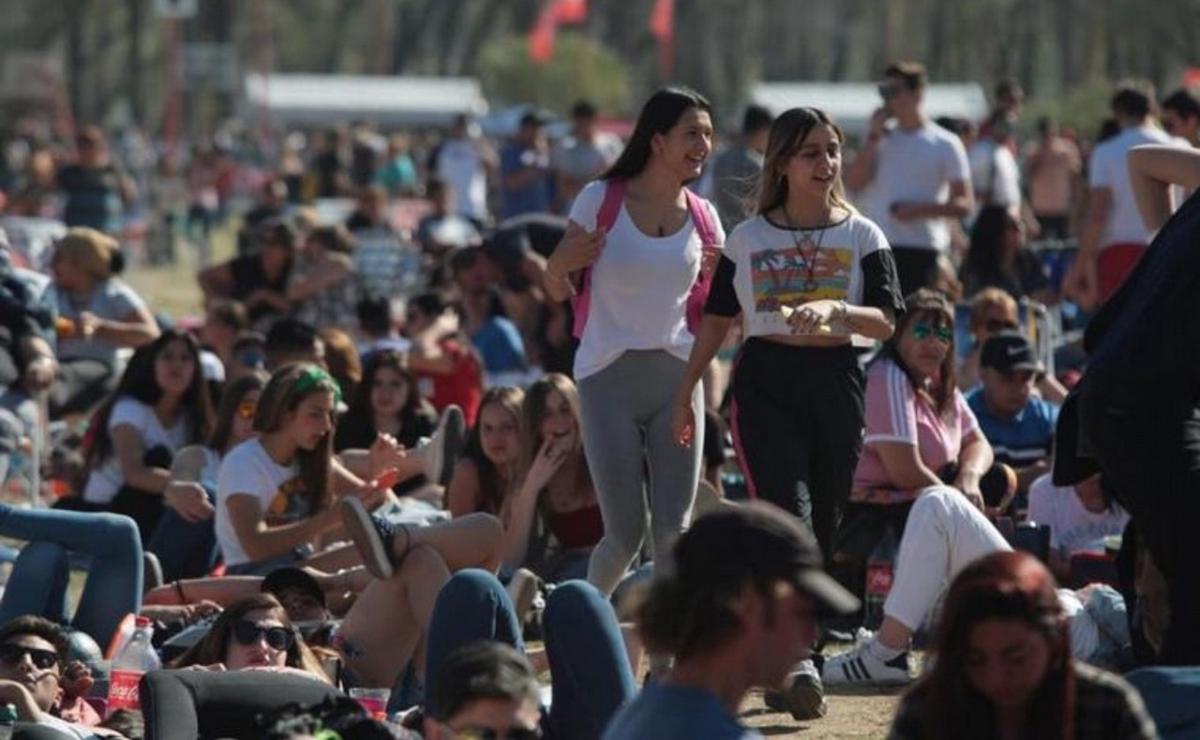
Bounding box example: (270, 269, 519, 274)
(570, 179, 719, 339)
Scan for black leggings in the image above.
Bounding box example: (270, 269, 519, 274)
(730, 340, 865, 557)
(891, 245, 941, 299)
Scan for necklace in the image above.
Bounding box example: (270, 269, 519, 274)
(783, 208, 829, 293)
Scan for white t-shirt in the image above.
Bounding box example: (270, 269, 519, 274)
(82, 397, 191, 505)
(567, 180, 725, 379)
(215, 438, 311, 567)
(1088, 125, 1177, 246)
(435, 138, 489, 221)
(720, 213, 894, 339)
(867, 122, 971, 252)
(969, 139, 1022, 208)
(1027, 474, 1130, 555)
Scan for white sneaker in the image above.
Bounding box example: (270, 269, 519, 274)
(417, 405, 466, 487)
(822, 642, 912, 687)
(506, 568, 540, 626)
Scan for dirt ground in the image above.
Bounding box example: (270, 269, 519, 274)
(740, 687, 903, 739)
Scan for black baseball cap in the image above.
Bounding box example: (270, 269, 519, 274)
(261, 567, 325, 608)
(674, 501, 859, 616)
(980, 331, 1041, 374)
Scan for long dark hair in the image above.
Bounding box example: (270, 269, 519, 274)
(963, 205, 1020, 293)
(757, 107, 855, 216)
(209, 371, 268, 453)
(876, 289, 958, 415)
(171, 593, 328, 681)
(909, 551, 1074, 740)
(85, 329, 214, 469)
(335, 350, 431, 450)
(602, 87, 712, 181)
(463, 386, 525, 515)
(253, 363, 339, 513)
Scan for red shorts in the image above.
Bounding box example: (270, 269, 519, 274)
(1097, 242, 1147, 304)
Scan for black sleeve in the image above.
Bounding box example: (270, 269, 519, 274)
(861, 249, 906, 318)
(704, 255, 741, 317)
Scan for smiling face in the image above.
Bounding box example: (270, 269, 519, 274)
(783, 124, 842, 208)
(224, 608, 290, 670)
(286, 390, 335, 451)
(964, 618, 1053, 712)
(155, 337, 197, 398)
(0, 635, 61, 711)
(652, 107, 714, 182)
(477, 401, 520, 467)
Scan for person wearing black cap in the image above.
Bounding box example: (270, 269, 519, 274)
(603, 501, 859, 739)
(499, 112, 554, 220)
(965, 331, 1059, 499)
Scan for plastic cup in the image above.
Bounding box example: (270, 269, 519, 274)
(349, 687, 389, 719)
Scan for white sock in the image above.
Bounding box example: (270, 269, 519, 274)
(867, 638, 904, 662)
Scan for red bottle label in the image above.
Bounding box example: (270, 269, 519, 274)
(107, 669, 143, 715)
(865, 565, 894, 596)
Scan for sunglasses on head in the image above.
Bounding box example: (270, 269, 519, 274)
(236, 401, 257, 420)
(232, 620, 295, 651)
(0, 644, 58, 670)
(912, 323, 953, 343)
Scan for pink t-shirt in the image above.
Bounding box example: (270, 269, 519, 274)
(851, 358, 979, 504)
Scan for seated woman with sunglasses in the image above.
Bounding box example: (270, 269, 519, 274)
(145, 372, 268, 582)
(171, 593, 327, 680)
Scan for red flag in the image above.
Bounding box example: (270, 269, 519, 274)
(649, 0, 675, 77)
(528, 0, 589, 64)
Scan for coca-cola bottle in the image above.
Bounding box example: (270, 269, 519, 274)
(863, 526, 898, 631)
(107, 616, 160, 715)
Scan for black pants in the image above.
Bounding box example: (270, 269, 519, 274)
(1079, 381, 1200, 665)
(891, 245, 941, 299)
(54, 445, 173, 545)
(1036, 213, 1071, 240)
(140, 669, 341, 740)
(730, 340, 865, 557)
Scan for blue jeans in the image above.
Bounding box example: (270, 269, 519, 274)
(1126, 667, 1200, 739)
(0, 504, 142, 647)
(423, 570, 635, 740)
(146, 483, 219, 581)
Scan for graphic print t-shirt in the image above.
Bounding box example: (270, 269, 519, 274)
(215, 438, 315, 567)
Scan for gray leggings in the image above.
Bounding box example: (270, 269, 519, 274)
(579, 350, 704, 596)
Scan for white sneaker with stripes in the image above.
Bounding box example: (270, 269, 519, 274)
(822, 641, 912, 687)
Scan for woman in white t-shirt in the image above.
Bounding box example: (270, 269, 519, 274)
(544, 87, 724, 596)
(72, 329, 214, 541)
(673, 107, 903, 556)
(145, 371, 268, 581)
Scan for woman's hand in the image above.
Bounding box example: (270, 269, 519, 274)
(164, 481, 216, 522)
(786, 299, 840, 335)
(369, 433, 408, 477)
(672, 398, 696, 448)
(955, 473, 986, 511)
(550, 222, 605, 274)
(77, 311, 102, 339)
(523, 438, 569, 495)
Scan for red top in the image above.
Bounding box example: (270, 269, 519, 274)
(416, 338, 483, 426)
(547, 503, 604, 550)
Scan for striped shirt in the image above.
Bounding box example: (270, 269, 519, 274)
(965, 387, 1059, 468)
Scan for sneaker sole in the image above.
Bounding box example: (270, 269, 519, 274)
(340, 497, 394, 580)
(780, 672, 827, 720)
(438, 406, 466, 487)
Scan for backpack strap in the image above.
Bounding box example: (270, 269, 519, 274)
(571, 179, 626, 339)
(684, 189, 718, 248)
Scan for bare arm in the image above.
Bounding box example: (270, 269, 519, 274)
(111, 424, 173, 493)
(544, 220, 604, 303)
(872, 441, 945, 492)
(286, 258, 350, 302)
(89, 306, 160, 348)
(198, 261, 235, 298)
(446, 459, 483, 518)
(1129, 145, 1200, 232)
(224, 494, 340, 563)
(893, 179, 974, 220)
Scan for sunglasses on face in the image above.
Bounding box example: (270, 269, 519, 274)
(912, 323, 953, 343)
(0, 644, 58, 670)
(236, 401, 257, 420)
(232, 620, 295, 651)
(441, 725, 542, 740)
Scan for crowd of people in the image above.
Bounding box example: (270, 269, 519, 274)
(2, 56, 1200, 739)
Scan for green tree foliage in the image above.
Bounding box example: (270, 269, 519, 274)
(477, 33, 631, 115)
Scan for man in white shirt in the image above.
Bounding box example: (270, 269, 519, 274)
(845, 60, 975, 298)
(433, 115, 497, 226)
(969, 112, 1023, 216)
(1064, 86, 1178, 309)
(1027, 472, 1128, 583)
(552, 100, 623, 212)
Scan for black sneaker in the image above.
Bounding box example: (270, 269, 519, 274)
(765, 659, 827, 720)
(339, 497, 399, 580)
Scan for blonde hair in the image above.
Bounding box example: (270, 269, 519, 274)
(756, 107, 856, 218)
(969, 287, 1018, 333)
(54, 227, 120, 281)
